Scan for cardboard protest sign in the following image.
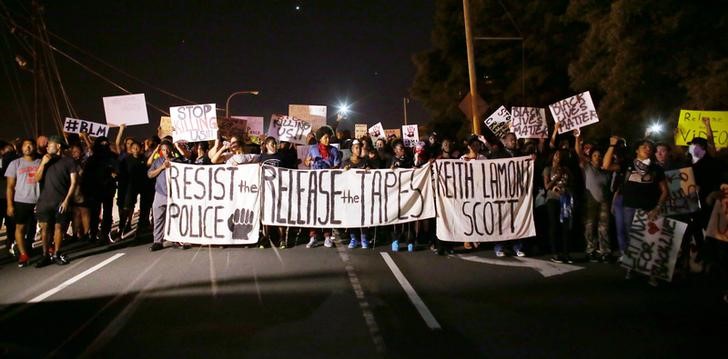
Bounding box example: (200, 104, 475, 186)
(510, 107, 548, 139)
(484, 106, 511, 139)
(402, 125, 420, 147)
(368, 122, 386, 141)
(435, 157, 536, 242)
(267, 114, 312, 145)
(165, 163, 261, 245)
(289, 104, 327, 131)
(354, 124, 368, 140)
(261, 164, 435, 228)
(675, 110, 728, 148)
(63, 117, 108, 137)
(706, 184, 728, 242)
(385, 128, 401, 141)
(662, 167, 700, 216)
(216, 116, 247, 139)
(549, 91, 599, 134)
(244, 116, 265, 144)
(103, 93, 149, 126)
(170, 103, 218, 142)
(621, 210, 687, 282)
(158, 116, 173, 138)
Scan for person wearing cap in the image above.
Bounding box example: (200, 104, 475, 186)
(34, 135, 78, 266)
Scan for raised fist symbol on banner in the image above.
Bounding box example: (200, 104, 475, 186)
(227, 208, 254, 240)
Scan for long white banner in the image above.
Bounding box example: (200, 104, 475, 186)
(434, 157, 535, 242)
(165, 163, 261, 245)
(261, 164, 436, 228)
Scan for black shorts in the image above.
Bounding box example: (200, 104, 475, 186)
(36, 202, 71, 226)
(13, 202, 36, 225)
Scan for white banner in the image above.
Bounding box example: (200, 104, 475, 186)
(268, 114, 312, 145)
(484, 106, 511, 139)
(621, 210, 687, 282)
(368, 122, 386, 141)
(435, 157, 535, 242)
(261, 164, 435, 228)
(663, 167, 700, 216)
(103, 93, 149, 126)
(165, 163, 260, 245)
(706, 184, 728, 242)
(170, 103, 218, 142)
(63, 117, 108, 137)
(402, 125, 420, 147)
(510, 107, 548, 139)
(549, 91, 599, 133)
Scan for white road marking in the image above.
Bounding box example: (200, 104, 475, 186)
(380, 252, 441, 330)
(455, 254, 584, 277)
(208, 245, 218, 297)
(28, 253, 126, 303)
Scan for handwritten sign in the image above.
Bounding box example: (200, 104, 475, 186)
(402, 125, 419, 147)
(368, 122, 386, 141)
(621, 210, 687, 282)
(166, 163, 261, 245)
(102, 93, 150, 126)
(548, 91, 599, 133)
(267, 114, 312, 145)
(384, 129, 401, 141)
(261, 164, 435, 228)
(289, 104, 327, 131)
(354, 124, 368, 140)
(510, 107, 548, 139)
(675, 110, 728, 148)
(662, 167, 700, 216)
(63, 117, 108, 137)
(435, 157, 536, 242)
(484, 106, 511, 139)
(706, 184, 728, 242)
(243, 116, 265, 144)
(170, 103, 218, 142)
(159, 116, 173, 138)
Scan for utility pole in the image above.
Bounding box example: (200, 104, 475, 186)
(403, 97, 409, 125)
(463, 0, 481, 135)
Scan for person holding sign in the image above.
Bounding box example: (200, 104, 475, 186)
(544, 149, 575, 263)
(147, 141, 189, 251)
(259, 137, 287, 249)
(389, 141, 415, 252)
(489, 132, 526, 257)
(603, 137, 668, 262)
(575, 130, 611, 262)
(303, 126, 341, 248)
(459, 135, 487, 251)
(343, 139, 371, 249)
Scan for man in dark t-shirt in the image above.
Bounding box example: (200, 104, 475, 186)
(35, 135, 78, 267)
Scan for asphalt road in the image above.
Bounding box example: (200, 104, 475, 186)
(0, 224, 726, 359)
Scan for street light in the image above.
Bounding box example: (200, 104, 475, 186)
(225, 90, 260, 120)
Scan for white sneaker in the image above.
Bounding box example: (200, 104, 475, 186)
(324, 237, 333, 248)
(306, 237, 316, 248)
(516, 250, 526, 257)
(495, 250, 505, 257)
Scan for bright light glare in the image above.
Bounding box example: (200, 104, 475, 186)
(648, 122, 663, 134)
(338, 104, 350, 114)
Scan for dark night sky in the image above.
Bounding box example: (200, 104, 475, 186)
(0, 0, 435, 140)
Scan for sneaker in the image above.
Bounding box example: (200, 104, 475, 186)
(150, 242, 164, 252)
(348, 238, 359, 249)
(550, 256, 564, 264)
(18, 253, 30, 268)
(306, 237, 316, 248)
(361, 239, 369, 249)
(391, 240, 399, 252)
(9, 242, 16, 257)
(407, 243, 414, 252)
(173, 242, 191, 250)
(587, 253, 599, 263)
(495, 250, 506, 257)
(463, 242, 473, 250)
(565, 256, 574, 264)
(279, 243, 287, 249)
(599, 254, 611, 263)
(52, 253, 70, 265)
(35, 254, 52, 268)
(516, 250, 526, 257)
(324, 237, 333, 248)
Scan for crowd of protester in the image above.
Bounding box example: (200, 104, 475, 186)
(2, 118, 727, 302)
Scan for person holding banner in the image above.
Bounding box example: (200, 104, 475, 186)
(304, 126, 341, 248)
(147, 141, 189, 251)
(489, 132, 526, 257)
(603, 137, 668, 264)
(343, 139, 371, 249)
(259, 136, 287, 249)
(389, 141, 415, 252)
(460, 135, 487, 251)
(543, 149, 575, 263)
